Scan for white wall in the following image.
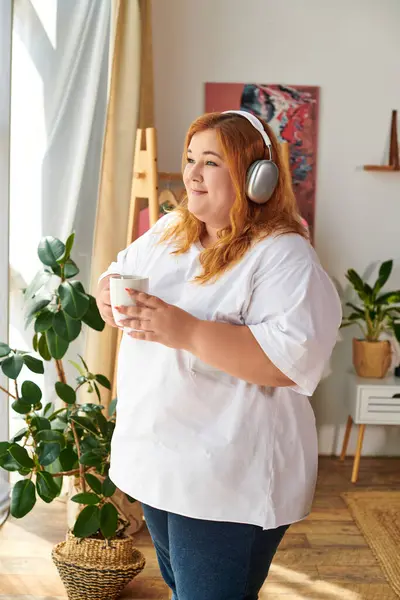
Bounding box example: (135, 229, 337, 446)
(152, 0, 400, 455)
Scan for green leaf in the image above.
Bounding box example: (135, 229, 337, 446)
(11, 480, 36, 518)
(38, 236, 65, 267)
(71, 492, 101, 505)
(0, 343, 11, 358)
(85, 473, 103, 495)
(59, 446, 78, 471)
(11, 427, 28, 443)
(393, 323, 400, 344)
(345, 269, 366, 294)
(61, 233, 75, 263)
(78, 354, 89, 372)
(100, 503, 118, 539)
(38, 442, 61, 466)
(73, 505, 100, 538)
(34, 310, 54, 333)
(0, 451, 20, 471)
(95, 374, 111, 390)
(46, 328, 69, 360)
(36, 471, 60, 503)
(376, 291, 400, 305)
(44, 457, 63, 493)
(94, 411, 108, 437)
(93, 382, 101, 403)
(69, 360, 86, 376)
(23, 355, 44, 374)
(64, 259, 79, 279)
(32, 333, 39, 352)
(102, 476, 116, 498)
(2, 354, 24, 379)
(11, 399, 32, 415)
(69, 415, 98, 435)
(49, 408, 67, 423)
(38, 334, 51, 361)
(81, 296, 105, 332)
(59, 282, 89, 320)
(79, 403, 104, 414)
(8, 444, 34, 469)
(55, 382, 76, 405)
(24, 269, 52, 300)
(79, 450, 105, 467)
(36, 430, 65, 449)
(108, 399, 117, 417)
(21, 380, 42, 405)
(79, 435, 101, 454)
(0, 442, 10, 457)
(53, 310, 81, 342)
(31, 416, 51, 432)
(24, 295, 52, 327)
(373, 260, 393, 296)
(43, 402, 55, 417)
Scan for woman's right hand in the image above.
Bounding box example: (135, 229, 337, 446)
(96, 276, 118, 328)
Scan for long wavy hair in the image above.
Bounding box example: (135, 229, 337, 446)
(160, 111, 308, 284)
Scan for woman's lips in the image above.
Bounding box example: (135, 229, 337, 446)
(191, 189, 207, 195)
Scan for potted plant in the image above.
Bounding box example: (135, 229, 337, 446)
(341, 259, 400, 378)
(0, 234, 145, 600)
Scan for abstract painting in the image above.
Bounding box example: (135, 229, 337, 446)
(205, 83, 320, 240)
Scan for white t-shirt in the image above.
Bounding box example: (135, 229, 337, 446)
(101, 213, 342, 530)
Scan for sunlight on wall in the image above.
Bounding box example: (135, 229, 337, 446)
(9, 29, 47, 439)
(31, 0, 57, 49)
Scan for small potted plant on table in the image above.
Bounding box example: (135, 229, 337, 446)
(341, 260, 400, 378)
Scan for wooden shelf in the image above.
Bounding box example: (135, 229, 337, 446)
(363, 110, 399, 172)
(363, 165, 400, 172)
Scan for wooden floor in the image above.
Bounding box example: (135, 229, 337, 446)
(0, 457, 399, 600)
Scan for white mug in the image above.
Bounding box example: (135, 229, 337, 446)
(109, 275, 149, 330)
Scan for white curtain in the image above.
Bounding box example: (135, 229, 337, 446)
(9, 0, 110, 435)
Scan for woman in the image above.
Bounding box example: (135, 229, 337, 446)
(96, 111, 341, 600)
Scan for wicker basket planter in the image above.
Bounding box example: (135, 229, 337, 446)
(52, 532, 145, 600)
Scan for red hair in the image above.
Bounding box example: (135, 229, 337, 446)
(160, 111, 307, 284)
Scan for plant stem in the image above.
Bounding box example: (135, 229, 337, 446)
(55, 359, 67, 384)
(50, 467, 82, 478)
(0, 383, 16, 399)
(109, 496, 131, 527)
(14, 380, 19, 400)
(71, 421, 86, 493)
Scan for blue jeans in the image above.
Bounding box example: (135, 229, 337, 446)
(142, 503, 289, 600)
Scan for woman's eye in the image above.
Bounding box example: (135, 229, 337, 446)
(206, 161, 217, 167)
(186, 157, 195, 164)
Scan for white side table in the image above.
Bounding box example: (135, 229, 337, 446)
(340, 372, 400, 482)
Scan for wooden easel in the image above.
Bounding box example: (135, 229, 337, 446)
(126, 127, 159, 245)
(111, 127, 160, 399)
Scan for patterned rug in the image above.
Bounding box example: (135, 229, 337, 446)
(342, 491, 400, 598)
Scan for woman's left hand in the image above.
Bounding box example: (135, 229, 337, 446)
(116, 290, 199, 349)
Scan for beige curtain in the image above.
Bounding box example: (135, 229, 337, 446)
(84, 0, 154, 408)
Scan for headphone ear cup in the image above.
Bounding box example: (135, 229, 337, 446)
(246, 160, 279, 205)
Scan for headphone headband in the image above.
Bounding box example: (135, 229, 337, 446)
(222, 110, 273, 157)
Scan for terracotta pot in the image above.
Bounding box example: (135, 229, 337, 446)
(352, 338, 392, 378)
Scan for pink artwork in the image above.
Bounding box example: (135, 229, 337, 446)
(205, 83, 319, 241)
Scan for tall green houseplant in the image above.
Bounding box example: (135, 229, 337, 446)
(0, 234, 145, 599)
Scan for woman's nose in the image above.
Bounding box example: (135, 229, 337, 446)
(191, 165, 203, 183)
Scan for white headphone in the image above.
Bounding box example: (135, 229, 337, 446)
(222, 110, 279, 204)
